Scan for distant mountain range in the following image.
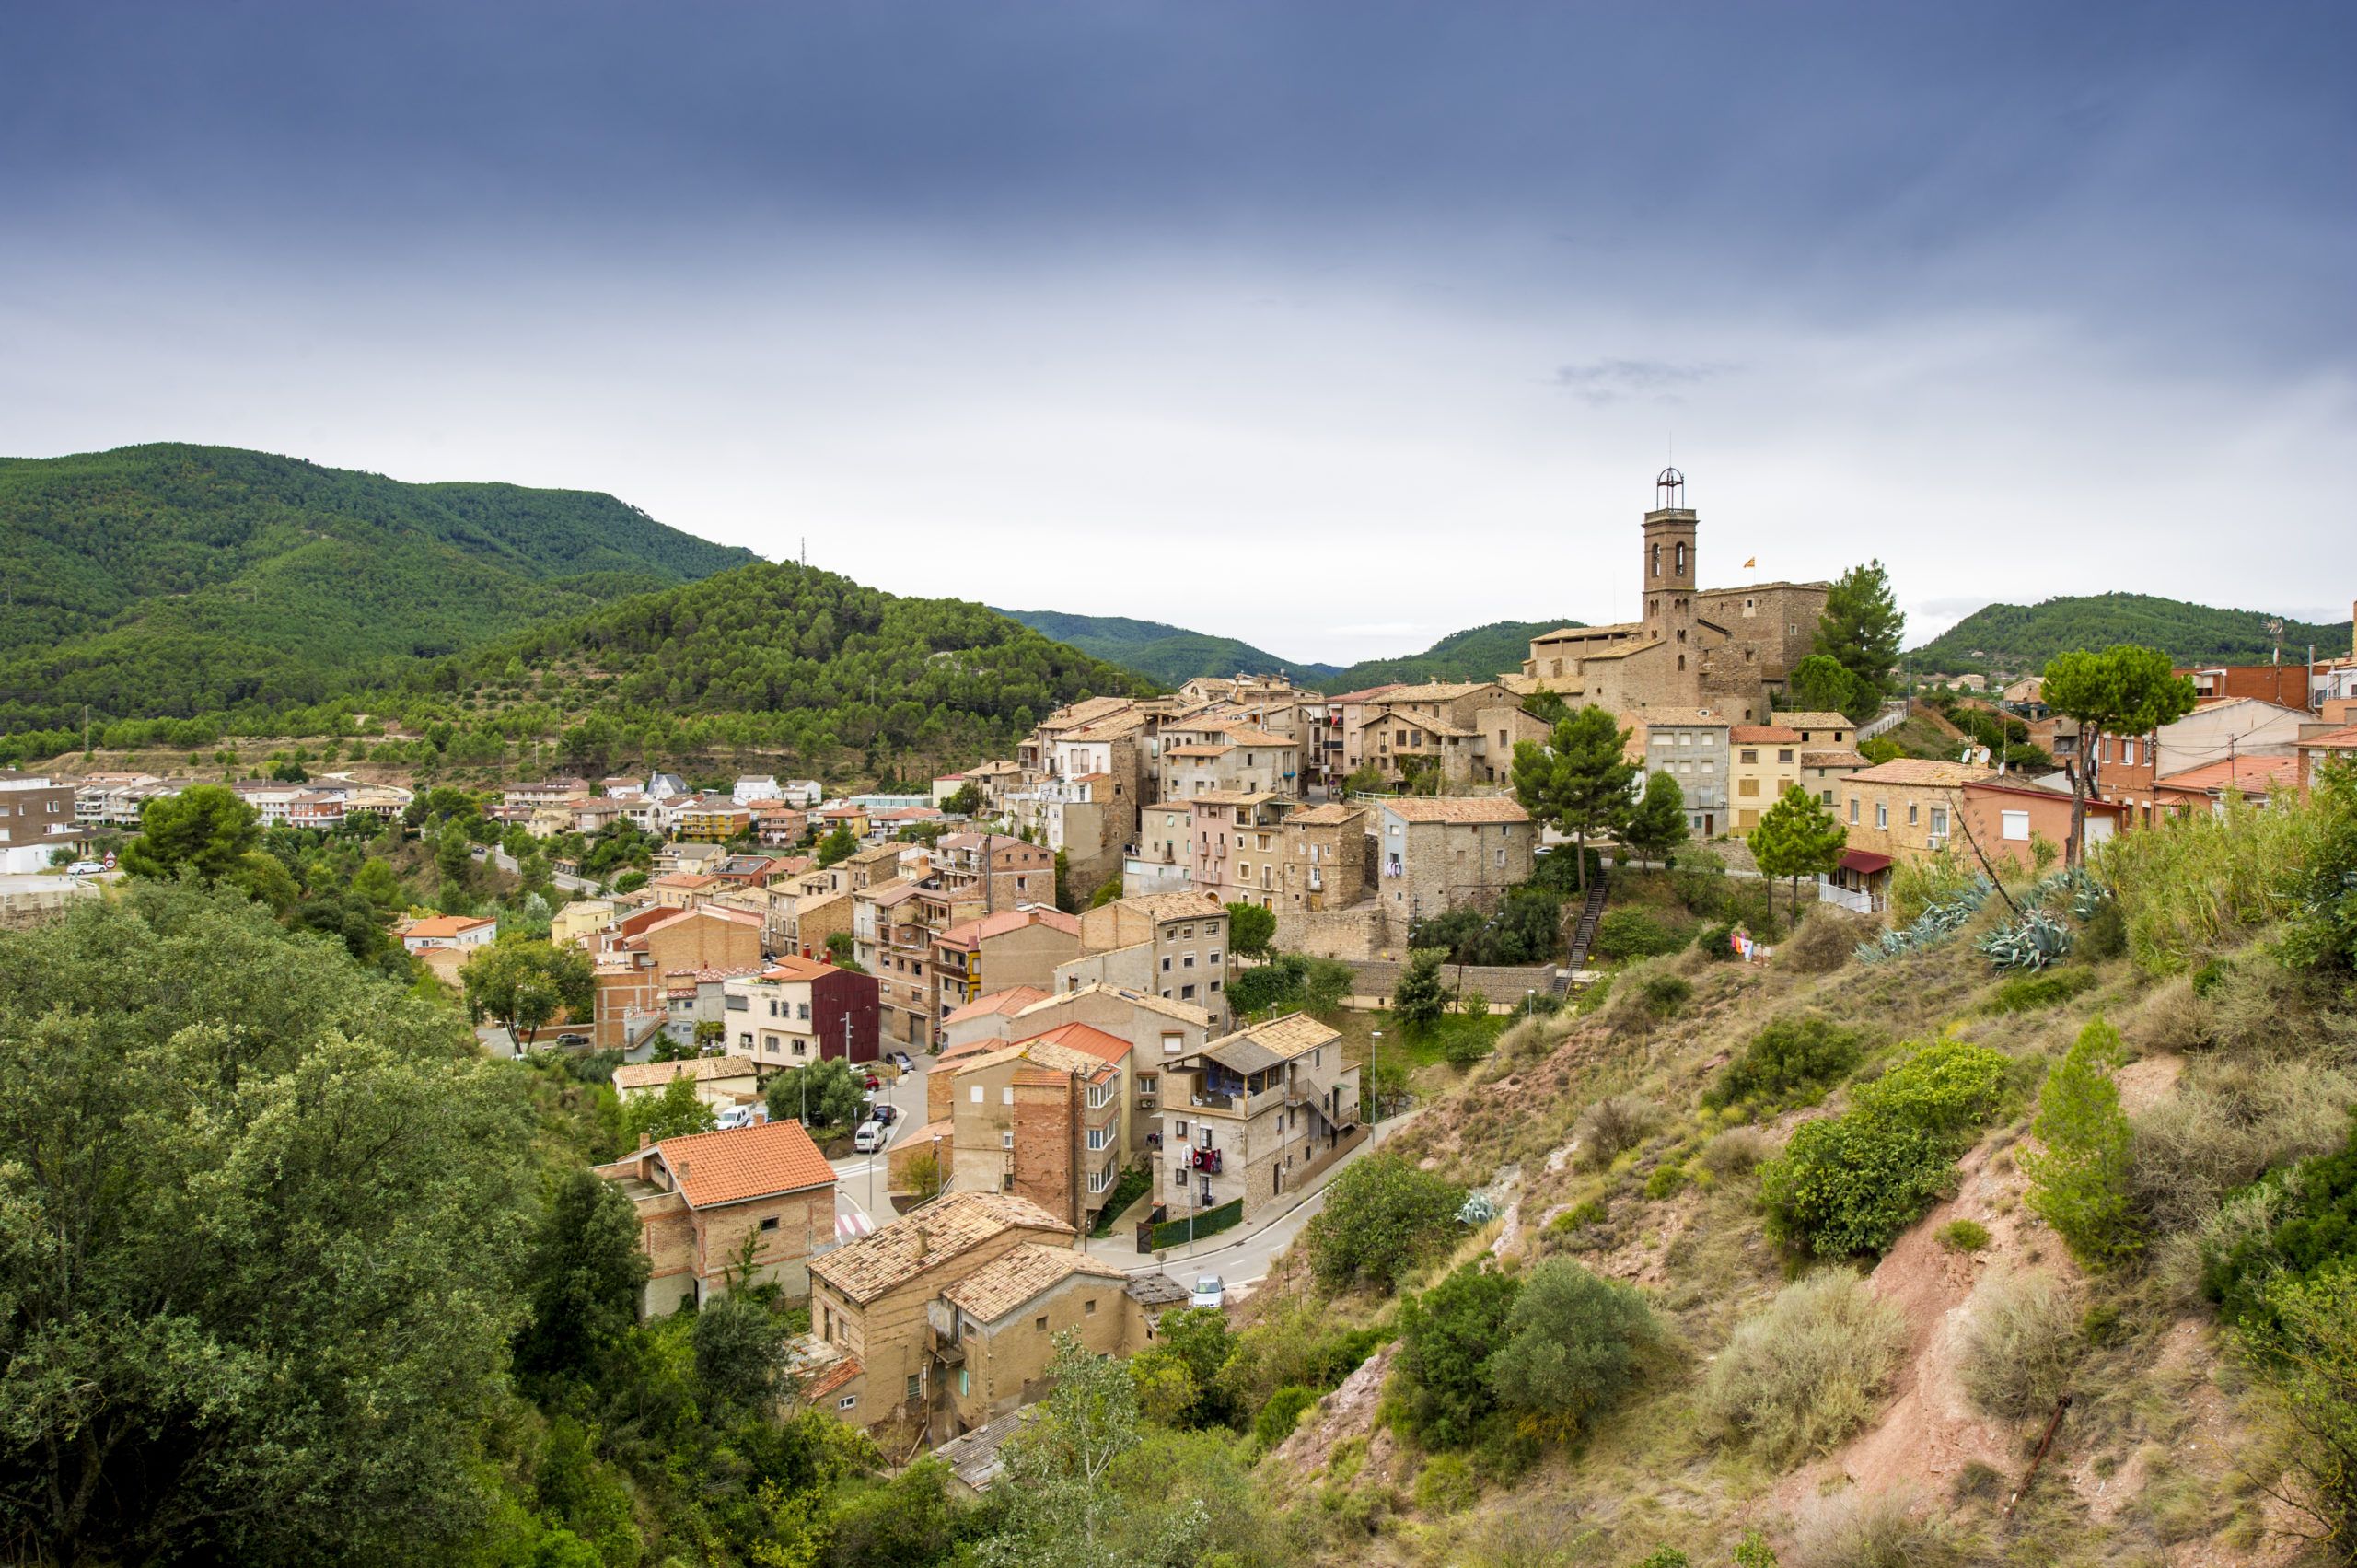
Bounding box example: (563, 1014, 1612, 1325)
(0, 444, 756, 730)
(1911, 592, 2351, 674)
(997, 610, 1578, 691)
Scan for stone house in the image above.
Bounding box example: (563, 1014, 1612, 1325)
(1160, 730, 1300, 799)
(1800, 749, 1867, 807)
(611, 1054, 762, 1111)
(1157, 1013, 1361, 1222)
(1059, 891, 1231, 1022)
(595, 1118, 837, 1315)
(1727, 724, 1803, 832)
(936, 982, 1213, 1155)
(1126, 800, 1197, 896)
(1303, 684, 1404, 792)
(721, 956, 881, 1067)
(1374, 796, 1534, 929)
(803, 1191, 1078, 1434)
(1188, 792, 1295, 908)
(1636, 710, 1735, 837)
(929, 1025, 1133, 1231)
(932, 1243, 1150, 1438)
(1775, 711, 1855, 749)
(931, 907, 1085, 1027)
(1275, 802, 1375, 913)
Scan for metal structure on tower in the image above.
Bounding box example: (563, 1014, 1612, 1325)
(1655, 466, 1686, 509)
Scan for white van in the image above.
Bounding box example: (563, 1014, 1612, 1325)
(714, 1104, 758, 1132)
(853, 1121, 887, 1154)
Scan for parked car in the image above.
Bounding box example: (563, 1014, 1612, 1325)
(65, 860, 103, 876)
(871, 1103, 898, 1125)
(714, 1104, 758, 1132)
(853, 1121, 887, 1154)
(556, 1032, 591, 1047)
(863, 1072, 882, 1090)
(888, 1051, 915, 1072)
(1190, 1274, 1225, 1310)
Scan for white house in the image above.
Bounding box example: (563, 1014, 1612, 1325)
(734, 774, 783, 807)
(401, 914, 499, 952)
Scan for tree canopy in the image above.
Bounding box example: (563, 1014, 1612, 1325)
(1512, 706, 1637, 891)
(1812, 560, 1904, 711)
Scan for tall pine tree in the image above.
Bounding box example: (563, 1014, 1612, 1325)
(1511, 705, 1637, 891)
(1749, 784, 1849, 921)
(1812, 562, 1905, 717)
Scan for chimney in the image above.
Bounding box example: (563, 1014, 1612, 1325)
(911, 1223, 930, 1260)
(639, 1132, 652, 1151)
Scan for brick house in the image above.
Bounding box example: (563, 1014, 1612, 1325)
(1157, 1013, 1361, 1222)
(803, 1191, 1078, 1434)
(1958, 777, 2129, 869)
(1374, 796, 1534, 929)
(588, 904, 763, 1051)
(595, 1118, 837, 1315)
(929, 1024, 1134, 1231)
(400, 913, 498, 953)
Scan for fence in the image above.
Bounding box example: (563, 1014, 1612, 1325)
(1150, 1198, 1244, 1250)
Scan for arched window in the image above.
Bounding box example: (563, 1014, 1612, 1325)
(1651, 542, 1661, 577)
(1676, 541, 1688, 575)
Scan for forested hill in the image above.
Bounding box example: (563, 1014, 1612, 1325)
(1324, 619, 1574, 691)
(1912, 592, 2349, 673)
(390, 561, 1158, 768)
(998, 610, 1341, 686)
(0, 444, 756, 729)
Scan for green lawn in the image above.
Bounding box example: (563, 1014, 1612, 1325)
(1318, 1006, 1509, 1074)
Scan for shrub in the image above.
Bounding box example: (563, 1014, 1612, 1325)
(1640, 973, 1692, 1017)
(1791, 1486, 1965, 1568)
(1550, 1199, 1607, 1234)
(1253, 1384, 1318, 1446)
(1702, 1271, 1906, 1463)
(1851, 1037, 2013, 1139)
(1704, 1015, 1867, 1112)
(1985, 967, 2099, 1015)
(1636, 1551, 1690, 1568)
(1696, 1126, 1767, 1179)
(1781, 909, 1866, 975)
(1396, 1262, 1522, 1449)
(1412, 1452, 1479, 1515)
(1935, 1219, 1990, 1253)
(1485, 1259, 1656, 1435)
(1958, 1271, 2080, 1419)
(1593, 910, 1689, 961)
(2078, 899, 2128, 961)
(2203, 1111, 2357, 1328)
(2129, 1053, 2356, 1232)
(1643, 1164, 1688, 1201)
(1573, 1094, 1660, 1170)
(1305, 1153, 1468, 1291)
(1696, 920, 1742, 961)
(2023, 1018, 2140, 1268)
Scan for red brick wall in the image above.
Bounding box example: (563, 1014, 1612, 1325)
(1010, 1081, 1077, 1229)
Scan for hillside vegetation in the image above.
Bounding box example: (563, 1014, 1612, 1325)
(1000, 609, 1338, 685)
(0, 444, 755, 729)
(1913, 592, 2347, 674)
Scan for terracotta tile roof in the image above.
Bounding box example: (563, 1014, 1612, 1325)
(651, 872, 718, 889)
(938, 907, 1083, 947)
(802, 1354, 863, 1400)
(1776, 711, 1853, 731)
(1015, 1022, 1134, 1065)
(1165, 744, 1235, 758)
(1217, 729, 1296, 747)
(758, 955, 842, 983)
(1845, 759, 1997, 788)
(1802, 749, 1866, 768)
(1111, 891, 1227, 921)
(1012, 1064, 1069, 1088)
(1729, 725, 1803, 744)
(1322, 684, 1407, 703)
(612, 1055, 760, 1092)
(2298, 726, 2357, 750)
(952, 1036, 1105, 1080)
(807, 1191, 1072, 1304)
(1380, 680, 1501, 702)
(1286, 803, 1363, 826)
(944, 986, 1051, 1025)
(656, 1120, 834, 1208)
(900, 1117, 955, 1145)
(1378, 796, 1532, 825)
(940, 1242, 1128, 1324)
(1238, 1011, 1340, 1061)
(403, 914, 495, 938)
(1015, 982, 1211, 1027)
(2154, 754, 2303, 795)
(1184, 789, 1280, 807)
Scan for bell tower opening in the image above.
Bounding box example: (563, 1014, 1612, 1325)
(1640, 467, 1698, 634)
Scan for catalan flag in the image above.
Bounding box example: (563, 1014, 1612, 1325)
(1743, 557, 1757, 569)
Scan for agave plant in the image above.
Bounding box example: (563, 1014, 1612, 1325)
(1980, 908, 2073, 970)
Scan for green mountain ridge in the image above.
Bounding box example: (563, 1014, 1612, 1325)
(1001, 610, 1580, 691)
(1911, 591, 2351, 673)
(0, 443, 758, 730)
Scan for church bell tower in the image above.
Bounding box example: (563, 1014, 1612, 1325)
(1642, 468, 1698, 648)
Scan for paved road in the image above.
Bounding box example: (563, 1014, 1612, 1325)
(479, 843, 598, 893)
(828, 1050, 933, 1236)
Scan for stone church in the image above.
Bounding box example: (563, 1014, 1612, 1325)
(1505, 470, 1828, 724)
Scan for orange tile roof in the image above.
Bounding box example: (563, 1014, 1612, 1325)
(612, 1055, 760, 1092)
(938, 907, 1082, 948)
(944, 986, 1051, 1026)
(2154, 754, 2302, 795)
(404, 914, 494, 938)
(1844, 758, 1996, 787)
(1285, 803, 1363, 826)
(2298, 726, 2357, 750)
(1729, 725, 1803, 744)
(1015, 1022, 1133, 1066)
(656, 1120, 835, 1208)
(1378, 796, 1532, 825)
(802, 1354, 863, 1400)
(1802, 749, 1866, 768)
(1777, 711, 1853, 731)
(807, 1191, 1072, 1304)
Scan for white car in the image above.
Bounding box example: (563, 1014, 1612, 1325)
(66, 861, 104, 877)
(1189, 1274, 1225, 1310)
(714, 1104, 758, 1132)
(853, 1120, 887, 1154)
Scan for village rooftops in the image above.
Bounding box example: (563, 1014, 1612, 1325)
(754, 955, 850, 983)
(1011, 981, 1211, 1028)
(1377, 680, 1503, 702)
(1213, 728, 1295, 747)
(2154, 755, 2305, 796)
(1630, 707, 1731, 726)
(1775, 711, 1854, 732)
(1164, 744, 1236, 759)
(1729, 725, 1804, 744)
(951, 1036, 1115, 1084)
(1801, 749, 1867, 768)
(935, 906, 1082, 948)
(806, 1191, 1073, 1305)
(1112, 890, 1228, 921)
(1285, 803, 1362, 825)
(1183, 789, 1281, 807)
(939, 1242, 1129, 1326)
(610, 1055, 760, 1093)
(1843, 758, 1999, 788)
(1189, 1011, 1341, 1075)
(1318, 684, 1408, 704)
(942, 986, 1051, 1026)
(401, 914, 495, 939)
(1008, 1021, 1132, 1065)
(1376, 796, 1532, 825)
(650, 1119, 834, 1208)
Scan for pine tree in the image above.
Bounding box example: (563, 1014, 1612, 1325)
(2040, 645, 2198, 866)
(1748, 785, 1848, 921)
(1622, 771, 1689, 865)
(1813, 561, 1905, 715)
(1511, 705, 1637, 891)
(1393, 947, 1450, 1032)
(2023, 1016, 2140, 1267)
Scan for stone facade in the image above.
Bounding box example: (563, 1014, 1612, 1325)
(1157, 1013, 1361, 1222)
(1373, 796, 1535, 931)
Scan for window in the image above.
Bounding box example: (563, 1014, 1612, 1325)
(1084, 1297, 1097, 1316)
(1002, 1131, 1015, 1149)
(1930, 807, 1948, 839)
(1739, 749, 1759, 764)
(1162, 1031, 1182, 1054)
(1180, 983, 1197, 1000)
(1875, 801, 1888, 830)
(1678, 732, 1692, 747)
(906, 1373, 921, 1402)
(1849, 797, 1860, 824)
(1779, 749, 1794, 763)
(1002, 1086, 1015, 1106)
(2002, 810, 2031, 842)
(1907, 803, 1919, 826)
(838, 1395, 858, 1411)
(1160, 956, 1171, 971)
(1036, 1316, 1050, 1332)
(1676, 541, 1687, 574)
(760, 1215, 779, 1231)
(1208, 950, 1221, 966)
(958, 1368, 970, 1396)
(970, 1085, 983, 1104)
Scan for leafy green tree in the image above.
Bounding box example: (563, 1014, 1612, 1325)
(0, 881, 533, 1564)
(691, 1293, 789, 1407)
(979, 1335, 1144, 1568)
(2023, 1017, 2140, 1268)
(764, 1054, 866, 1131)
(816, 825, 860, 866)
(1813, 560, 1905, 714)
(1512, 706, 1637, 890)
(117, 784, 261, 884)
(1392, 945, 1451, 1032)
(1343, 761, 1386, 795)
(1749, 784, 1848, 922)
(1623, 770, 1689, 865)
(1788, 652, 1872, 719)
(462, 937, 595, 1049)
(516, 1167, 650, 1381)
(825, 929, 857, 965)
(1225, 900, 1277, 958)
(626, 1074, 716, 1143)
(1126, 1307, 1237, 1429)
(943, 782, 984, 816)
(2041, 645, 2198, 865)
(350, 855, 405, 911)
(1305, 1151, 1468, 1290)
(2236, 1261, 2357, 1543)
(1703, 1014, 1867, 1112)
(1088, 875, 1122, 908)
(1487, 1258, 1656, 1434)
(1396, 1261, 1521, 1448)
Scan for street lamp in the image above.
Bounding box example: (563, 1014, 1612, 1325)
(1527, 988, 1536, 1019)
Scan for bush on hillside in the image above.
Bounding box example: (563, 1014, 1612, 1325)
(2024, 1018, 2141, 1267)
(2129, 1053, 2356, 1232)
(1959, 1271, 2080, 1420)
(1703, 1015, 1868, 1113)
(1395, 1261, 1522, 1450)
(1592, 910, 1689, 961)
(1985, 967, 2099, 1015)
(1252, 1384, 1318, 1446)
(1696, 1126, 1768, 1179)
(1485, 1260, 1656, 1436)
(1782, 909, 1868, 974)
(1791, 1486, 1966, 1568)
(1573, 1094, 1661, 1170)
(1304, 1153, 1468, 1291)
(1640, 972, 1692, 1018)
(2202, 1112, 2357, 1329)
(1702, 1271, 1906, 1463)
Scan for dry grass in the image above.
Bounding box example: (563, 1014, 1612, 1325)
(1701, 1270, 1906, 1464)
(2129, 1050, 2356, 1231)
(1573, 1094, 1662, 1170)
(1780, 908, 1873, 975)
(1959, 1269, 2081, 1420)
(1791, 1486, 1968, 1568)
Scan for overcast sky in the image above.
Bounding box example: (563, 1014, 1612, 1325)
(5, 2, 2352, 662)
